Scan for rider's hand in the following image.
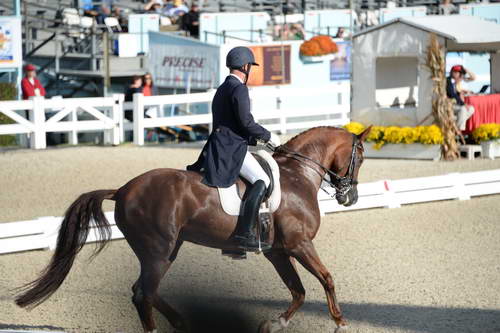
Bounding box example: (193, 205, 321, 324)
(267, 132, 281, 148)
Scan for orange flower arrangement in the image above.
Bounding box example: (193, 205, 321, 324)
(300, 35, 338, 57)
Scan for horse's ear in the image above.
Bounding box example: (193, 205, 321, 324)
(357, 125, 372, 143)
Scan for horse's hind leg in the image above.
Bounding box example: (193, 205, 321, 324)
(259, 251, 305, 333)
(132, 239, 186, 333)
(132, 258, 168, 333)
(291, 241, 348, 330)
(152, 240, 189, 332)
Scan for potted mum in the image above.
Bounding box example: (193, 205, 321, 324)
(299, 35, 338, 62)
(472, 123, 500, 160)
(344, 122, 443, 160)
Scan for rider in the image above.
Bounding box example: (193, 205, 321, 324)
(187, 46, 280, 251)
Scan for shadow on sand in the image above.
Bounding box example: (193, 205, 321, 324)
(173, 295, 500, 333)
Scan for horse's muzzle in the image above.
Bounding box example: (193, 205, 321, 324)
(336, 188, 358, 207)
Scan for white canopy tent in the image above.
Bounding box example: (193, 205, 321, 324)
(351, 16, 500, 126)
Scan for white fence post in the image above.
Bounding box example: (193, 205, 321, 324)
(133, 93, 145, 146)
(115, 94, 125, 143)
(69, 107, 78, 145)
(29, 96, 46, 149)
(104, 95, 122, 146)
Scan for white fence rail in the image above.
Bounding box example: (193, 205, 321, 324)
(1, 169, 499, 255)
(0, 95, 123, 149)
(1, 86, 349, 149)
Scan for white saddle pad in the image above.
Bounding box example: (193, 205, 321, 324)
(218, 150, 281, 216)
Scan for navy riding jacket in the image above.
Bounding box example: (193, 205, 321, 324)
(187, 75, 271, 187)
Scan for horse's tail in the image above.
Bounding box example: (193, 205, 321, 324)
(15, 189, 117, 309)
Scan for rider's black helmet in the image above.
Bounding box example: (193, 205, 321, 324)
(226, 46, 259, 69)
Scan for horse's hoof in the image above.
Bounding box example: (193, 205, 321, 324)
(258, 317, 289, 333)
(334, 325, 349, 332)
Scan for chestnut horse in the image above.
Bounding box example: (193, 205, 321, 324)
(16, 126, 371, 333)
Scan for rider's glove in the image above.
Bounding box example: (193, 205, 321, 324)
(266, 132, 281, 150)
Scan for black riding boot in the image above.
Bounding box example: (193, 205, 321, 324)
(235, 180, 270, 252)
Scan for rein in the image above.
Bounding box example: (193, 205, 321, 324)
(268, 134, 361, 198)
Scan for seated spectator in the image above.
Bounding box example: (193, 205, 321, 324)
(168, 0, 188, 18)
(440, 0, 458, 15)
(181, 4, 200, 38)
(21, 64, 46, 100)
(446, 65, 476, 130)
(81, 0, 98, 17)
(144, 0, 163, 13)
(95, 0, 120, 24)
(142, 73, 158, 96)
(162, 0, 175, 12)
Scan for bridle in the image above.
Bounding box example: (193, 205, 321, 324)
(268, 134, 363, 200)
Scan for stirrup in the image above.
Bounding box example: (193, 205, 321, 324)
(236, 235, 272, 253)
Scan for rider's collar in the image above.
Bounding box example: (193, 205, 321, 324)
(229, 73, 244, 84)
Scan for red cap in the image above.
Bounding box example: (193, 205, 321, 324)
(451, 65, 465, 74)
(24, 64, 36, 71)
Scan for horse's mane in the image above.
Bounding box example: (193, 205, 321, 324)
(284, 126, 345, 147)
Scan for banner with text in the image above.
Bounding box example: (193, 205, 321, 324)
(0, 17, 22, 69)
(149, 32, 220, 90)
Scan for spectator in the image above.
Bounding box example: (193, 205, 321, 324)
(162, 0, 175, 12)
(142, 73, 158, 96)
(288, 23, 305, 40)
(446, 65, 476, 130)
(81, 0, 98, 17)
(181, 4, 200, 38)
(21, 64, 46, 100)
(335, 27, 345, 39)
(95, 0, 119, 24)
(124, 75, 143, 122)
(144, 0, 163, 13)
(440, 0, 457, 15)
(168, 0, 188, 18)
(125, 75, 143, 102)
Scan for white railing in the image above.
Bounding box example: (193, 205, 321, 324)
(1, 169, 499, 255)
(0, 86, 349, 149)
(0, 95, 124, 149)
(129, 85, 350, 145)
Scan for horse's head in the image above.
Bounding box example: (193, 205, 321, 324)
(329, 126, 371, 207)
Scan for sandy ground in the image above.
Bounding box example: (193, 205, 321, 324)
(1, 145, 500, 333)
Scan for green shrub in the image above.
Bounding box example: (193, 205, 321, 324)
(0, 82, 18, 146)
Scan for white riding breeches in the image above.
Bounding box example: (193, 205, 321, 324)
(240, 151, 271, 188)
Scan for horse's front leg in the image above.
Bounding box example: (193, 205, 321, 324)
(259, 250, 306, 333)
(291, 241, 348, 331)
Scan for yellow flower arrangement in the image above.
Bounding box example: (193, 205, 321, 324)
(343, 122, 443, 149)
(472, 123, 500, 143)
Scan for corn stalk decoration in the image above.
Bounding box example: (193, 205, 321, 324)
(426, 34, 460, 160)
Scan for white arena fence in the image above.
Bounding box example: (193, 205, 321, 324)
(0, 96, 123, 149)
(0, 86, 350, 149)
(1, 169, 499, 255)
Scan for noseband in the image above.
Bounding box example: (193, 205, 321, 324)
(269, 134, 363, 200)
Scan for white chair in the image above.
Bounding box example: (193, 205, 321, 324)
(80, 16, 94, 29)
(104, 17, 122, 33)
(62, 8, 80, 26)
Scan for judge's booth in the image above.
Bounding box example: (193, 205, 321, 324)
(351, 16, 500, 131)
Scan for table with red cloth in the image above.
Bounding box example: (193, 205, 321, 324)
(463, 94, 500, 134)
